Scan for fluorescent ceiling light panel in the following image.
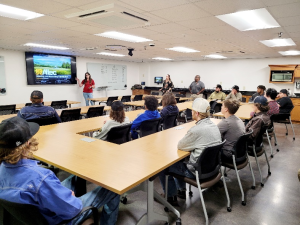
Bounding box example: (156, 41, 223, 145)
(97, 52, 125, 57)
(216, 8, 280, 31)
(205, 54, 227, 59)
(166, 47, 200, 53)
(24, 43, 69, 50)
(260, 38, 296, 47)
(278, 50, 300, 56)
(95, 31, 152, 43)
(152, 57, 172, 61)
(0, 4, 44, 20)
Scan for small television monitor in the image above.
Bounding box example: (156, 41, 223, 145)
(154, 77, 163, 84)
(25, 52, 77, 85)
(141, 81, 145, 85)
(270, 71, 294, 82)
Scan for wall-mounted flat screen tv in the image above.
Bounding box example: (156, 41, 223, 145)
(25, 52, 77, 85)
(270, 71, 294, 82)
(154, 77, 163, 84)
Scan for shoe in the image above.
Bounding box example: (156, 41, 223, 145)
(167, 196, 179, 206)
(177, 190, 186, 200)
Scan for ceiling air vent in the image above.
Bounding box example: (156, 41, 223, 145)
(79, 10, 106, 18)
(122, 11, 148, 22)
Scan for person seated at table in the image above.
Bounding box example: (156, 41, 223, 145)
(249, 85, 266, 102)
(0, 117, 120, 225)
(158, 98, 221, 205)
(160, 93, 179, 122)
(265, 88, 279, 116)
(159, 74, 174, 95)
(217, 99, 245, 163)
(93, 101, 130, 140)
(225, 85, 242, 102)
(245, 96, 270, 140)
(17, 90, 61, 123)
(276, 89, 294, 113)
(131, 96, 161, 139)
(208, 84, 226, 101)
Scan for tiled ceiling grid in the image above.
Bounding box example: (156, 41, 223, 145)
(0, 0, 299, 62)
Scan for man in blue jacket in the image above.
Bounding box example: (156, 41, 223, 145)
(131, 96, 161, 139)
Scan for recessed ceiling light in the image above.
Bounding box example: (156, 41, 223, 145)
(216, 8, 280, 31)
(278, 50, 300, 56)
(97, 52, 125, 57)
(95, 31, 152, 43)
(205, 54, 227, 59)
(152, 57, 172, 61)
(166, 47, 200, 53)
(260, 38, 296, 47)
(0, 4, 44, 20)
(24, 43, 69, 50)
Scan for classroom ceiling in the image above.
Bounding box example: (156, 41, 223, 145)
(0, 0, 300, 62)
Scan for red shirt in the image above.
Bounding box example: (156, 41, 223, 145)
(81, 79, 95, 93)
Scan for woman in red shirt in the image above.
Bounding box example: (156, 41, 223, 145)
(75, 72, 95, 106)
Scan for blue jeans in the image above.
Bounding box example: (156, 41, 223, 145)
(159, 161, 196, 197)
(61, 175, 120, 225)
(83, 92, 95, 106)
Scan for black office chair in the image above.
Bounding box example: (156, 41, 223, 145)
(242, 97, 246, 103)
(60, 109, 81, 122)
(0, 198, 99, 225)
(25, 102, 44, 106)
(209, 101, 218, 115)
(151, 92, 159, 95)
(175, 97, 180, 103)
(107, 124, 132, 144)
(165, 141, 230, 225)
(162, 114, 178, 130)
(120, 95, 132, 102)
(139, 118, 161, 137)
(266, 114, 279, 157)
(82, 106, 104, 119)
(51, 100, 68, 109)
(27, 116, 60, 126)
(177, 108, 192, 124)
(133, 95, 143, 101)
(247, 126, 271, 187)
(175, 94, 186, 97)
(102, 96, 118, 106)
(0, 104, 16, 115)
(222, 130, 255, 206)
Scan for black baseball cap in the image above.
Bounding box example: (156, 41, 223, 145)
(216, 84, 222, 89)
(0, 117, 39, 149)
(280, 89, 288, 95)
(111, 101, 124, 111)
(254, 96, 268, 106)
(31, 90, 43, 99)
(232, 85, 239, 91)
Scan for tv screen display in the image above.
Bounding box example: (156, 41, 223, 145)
(25, 52, 77, 85)
(271, 71, 293, 82)
(154, 77, 163, 84)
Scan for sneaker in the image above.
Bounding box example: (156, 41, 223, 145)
(167, 196, 179, 206)
(177, 190, 186, 200)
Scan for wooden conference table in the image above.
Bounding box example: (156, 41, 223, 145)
(213, 103, 253, 120)
(15, 100, 80, 110)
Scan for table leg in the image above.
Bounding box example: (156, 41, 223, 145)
(69, 104, 71, 108)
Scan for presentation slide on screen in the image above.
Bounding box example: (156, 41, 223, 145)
(33, 54, 72, 84)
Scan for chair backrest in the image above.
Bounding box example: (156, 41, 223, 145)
(140, 118, 161, 137)
(60, 109, 81, 122)
(25, 102, 45, 107)
(162, 113, 178, 130)
(0, 199, 48, 225)
(120, 95, 131, 102)
(106, 124, 132, 144)
(186, 108, 192, 120)
(27, 116, 59, 126)
(253, 125, 268, 147)
(195, 141, 226, 180)
(0, 104, 16, 115)
(106, 96, 119, 106)
(175, 94, 186, 97)
(151, 92, 159, 95)
(175, 97, 180, 103)
(242, 97, 246, 103)
(232, 130, 253, 162)
(51, 100, 68, 109)
(86, 106, 104, 118)
(133, 95, 143, 101)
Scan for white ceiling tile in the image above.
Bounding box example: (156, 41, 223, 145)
(261, 0, 299, 7)
(277, 16, 300, 26)
(33, 16, 83, 28)
(177, 16, 225, 29)
(52, 0, 101, 7)
(67, 25, 108, 34)
(283, 25, 300, 33)
(268, 2, 300, 18)
(144, 23, 188, 33)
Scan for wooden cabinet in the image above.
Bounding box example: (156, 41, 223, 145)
(294, 66, 300, 78)
(269, 65, 298, 84)
(291, 98, 300, 122)
(132, 89, 151, 95)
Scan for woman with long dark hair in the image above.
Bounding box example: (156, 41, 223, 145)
(75, 72, 95, 106)
(159, 74, 174, 95)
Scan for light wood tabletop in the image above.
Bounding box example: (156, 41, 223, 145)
(213, 103, 253, 120)
(15, 100, 80, 110)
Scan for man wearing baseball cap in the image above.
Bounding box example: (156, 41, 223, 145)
(159, 98, 222, 205)
(249, 85, 266, 102)
(225, 85, 242, 102)
(0, 117, 120, 224)
(17, 90, 61, 123)
(276, 89, 294, 113)
(208, 84, 226, 101)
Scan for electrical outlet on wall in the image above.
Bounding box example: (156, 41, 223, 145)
(220, 82, 222, 85)
(181, 80, 183, 83)
(243, 86, 245, 90)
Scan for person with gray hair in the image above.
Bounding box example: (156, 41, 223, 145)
(189, 75, 205, 100)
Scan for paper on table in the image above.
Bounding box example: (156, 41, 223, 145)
(174, 126, 184, 130)
(81, 137, 96, 143)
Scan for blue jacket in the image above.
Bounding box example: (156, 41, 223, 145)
(131, 110, 161, 139)
(0, 159, 82, 224)
(17, 103, 62, 122)
(160, 105, 179, 122)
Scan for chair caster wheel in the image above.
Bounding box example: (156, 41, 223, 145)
(293, 138, 295, 140)
(121, 197, 127, 204)
(242, 201, 246, 206)
(286, 133, 288, 135)
(268, 171, 271, 175)
(251, 186, 255, 190)
(165, 223, 170, 225)
(164, 207, 169, 212)
(276, 149, 279, 152)
(227, 207, 232, 212)
(224, 173, 227, 177)
(261, 183, 264, 187)
(275, 143, 277, 146)
(189, 191, 193, 197)
(271, 154, 273, 158)
(176, 218, 182, 225)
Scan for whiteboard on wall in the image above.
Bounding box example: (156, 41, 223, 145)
(87, 63, 127, 90)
